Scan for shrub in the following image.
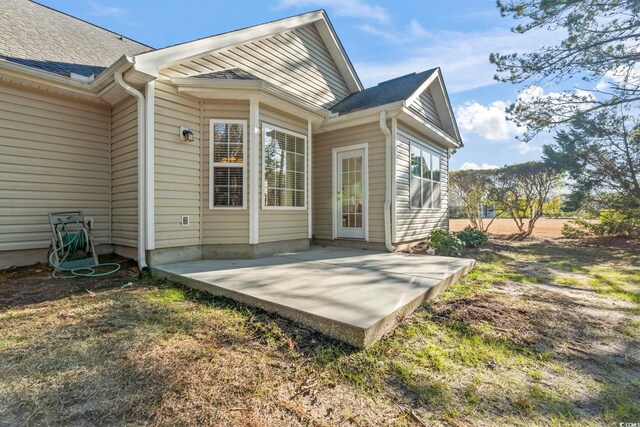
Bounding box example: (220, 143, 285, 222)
(429, 229, 463, 256)
(456, 227, 488, 248)
(561, 210, 640, 239)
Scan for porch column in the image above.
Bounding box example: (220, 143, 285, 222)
(249, 96, 260, 244)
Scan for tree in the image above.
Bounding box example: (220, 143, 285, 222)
(490, 162, 563, 236)
(544, 109, 640, 209)
(490, 0, 640, 140)
(449, 169, 497, 232)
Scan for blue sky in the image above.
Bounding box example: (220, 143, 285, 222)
(39, 0, 570, 170)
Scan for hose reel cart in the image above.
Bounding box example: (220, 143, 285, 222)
(48, 211, 120, 277)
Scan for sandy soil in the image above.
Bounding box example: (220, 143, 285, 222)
(450, 218, 572, 238)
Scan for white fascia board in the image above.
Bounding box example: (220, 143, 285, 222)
(404, 68, 463, 144)
(318, 101, 404, 133)
(404, 69, 440, 107)
(133, 11, 326, 77)
(399, 107, 461, 149)
(0, 59, 100, 98)
(313, 15, 362, 92)
(172, 77, 329, 120)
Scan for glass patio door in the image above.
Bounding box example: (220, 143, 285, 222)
(336, 149, 366, 239)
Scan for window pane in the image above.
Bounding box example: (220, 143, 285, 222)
(421, 150, 431, 179)
(264, 126, 306, 207)
(213, 123, 228, 142)
(423, 179, 433, 208)
(410, 146, 421, 177)
(432, 155, 441, 182)
(410, 176, 421, 208)
(433, 182, 441, 208)
(228, 124, 243, 143)
(213, 166, 243, 207)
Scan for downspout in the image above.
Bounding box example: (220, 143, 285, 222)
(379, 111, 395, 252)
(114, 71, 148, 270)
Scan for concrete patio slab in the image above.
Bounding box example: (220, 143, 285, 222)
(152, 246, 475, 348)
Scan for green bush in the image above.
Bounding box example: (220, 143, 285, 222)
(561, 210, 640, 239)
(429, 229, 463, 256)
(455, 227, 488, 248)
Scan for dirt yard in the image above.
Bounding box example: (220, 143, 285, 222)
(450, 217, 572, 238)
(1, 239, 638, 426)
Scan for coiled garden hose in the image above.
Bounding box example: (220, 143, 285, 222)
(48, 219, 121, 278)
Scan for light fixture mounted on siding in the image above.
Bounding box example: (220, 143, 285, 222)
(179, 127, 194, 143)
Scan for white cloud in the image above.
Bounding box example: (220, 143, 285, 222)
(357, 20, 428, 43)
(276, 0, 389, 23)
(356, 26, 562, 93)
(455, 101, 524, 141)
(512, 141, 542, 155)
(87, 0, 125, 17)
(458, 162, 499, 170)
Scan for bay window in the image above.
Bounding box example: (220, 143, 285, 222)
(262, 124, 306, 209)
(410, 143, 441, 209)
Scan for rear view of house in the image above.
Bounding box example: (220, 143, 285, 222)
(0, 0, 462, 269)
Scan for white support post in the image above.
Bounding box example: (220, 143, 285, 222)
(307, 119, 313, 239)
(249, 96, 260, 244)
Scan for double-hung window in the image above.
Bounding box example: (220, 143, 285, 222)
(210, 119, 246, 209)
(410, 143, 441, 209)
(262, 124, 306, 209)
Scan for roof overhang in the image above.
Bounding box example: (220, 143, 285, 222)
(318, 100, 461, 149)
(133, 10, 362, 93)
(171, 76, 330, 128)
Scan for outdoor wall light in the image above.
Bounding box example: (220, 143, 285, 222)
(179, 127, 194, 143)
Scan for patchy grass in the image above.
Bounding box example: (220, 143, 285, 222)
(0, 240, 639, 426)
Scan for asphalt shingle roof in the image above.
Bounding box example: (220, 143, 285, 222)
(0, 0, 152, 77)
(330, 68, 438, 115)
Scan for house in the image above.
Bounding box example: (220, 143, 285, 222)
(0, 0, 463, 270)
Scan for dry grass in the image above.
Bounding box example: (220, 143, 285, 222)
(450, 218, 572, 238)
(1, 241, 639, 426)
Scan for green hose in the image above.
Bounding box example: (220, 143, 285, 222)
(49, 219, 121, 278)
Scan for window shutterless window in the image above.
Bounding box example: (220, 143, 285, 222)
(410, 143, 441, 209)
(262, 124, 306, 209)
(209, 119, 247, 209)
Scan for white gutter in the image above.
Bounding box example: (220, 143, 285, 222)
(379, 111, 395, 252)
(114, 71, 148, 270)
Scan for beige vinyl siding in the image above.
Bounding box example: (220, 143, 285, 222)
(408, 89, 442, 130)
(159, 24, 350, 109)
(394, 126, 449, 243)
(259, 105, 309, 243)
(202, 100, 250, 245)
(154, 81, 201, 248)
(313, 123, 386, 243)
(111, 96, 138, 248)
(0, 81, 110, 252)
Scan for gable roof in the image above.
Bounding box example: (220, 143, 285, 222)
(330, 69, 437, 115)
(0, 0, 151, 77)
(132, 10, 362, 93)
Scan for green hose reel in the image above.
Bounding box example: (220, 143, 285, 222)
(48, 211, 121, 278)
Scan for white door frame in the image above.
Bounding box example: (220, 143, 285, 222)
(332, 143, 369, 241)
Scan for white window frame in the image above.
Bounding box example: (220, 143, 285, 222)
(409, 141, 442, 210)
(209, 119, 248, 210)
(261, 123, 308, 211)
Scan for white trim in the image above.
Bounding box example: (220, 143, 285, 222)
(249, 97, 260, 244)
(332, 143, 369, 241)
(132, 11, 362, 93)
(261, 122, 308, 211)
(307, 119, 313, 239)
(145, 81, 155, 250)
(408, 139, 443, 211)
(208, 118, 248, 210)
